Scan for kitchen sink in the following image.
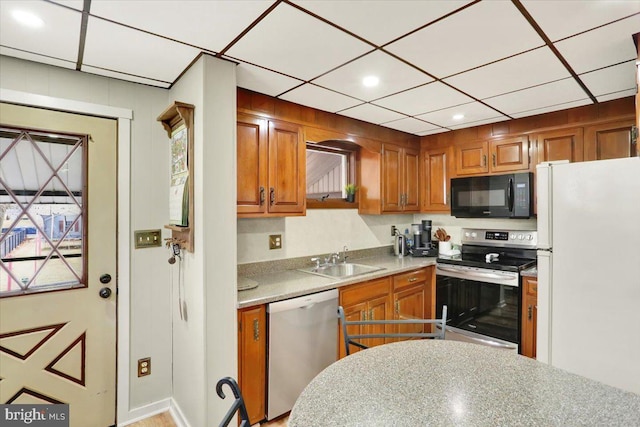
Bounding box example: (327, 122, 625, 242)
(299, 263, 385, 279)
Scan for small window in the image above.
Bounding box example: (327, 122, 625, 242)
(1, 126, 86, 297)
(306, 141, 358, 208)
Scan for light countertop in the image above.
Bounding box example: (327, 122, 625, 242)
(289, 340, 640, 427)
(237, 255, 437, 309)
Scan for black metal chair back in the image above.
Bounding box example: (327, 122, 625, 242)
(216, 376, 250, 427)
(338, 305, 447, 355)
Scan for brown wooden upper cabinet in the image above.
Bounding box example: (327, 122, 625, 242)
(533, 127, 584, 164)
(237, 113, 306, 217)
(381, 144, 420, 213)
(583, 120, 636, 161)
(421, 146, 452, 212)
(455, 136, 529, 176)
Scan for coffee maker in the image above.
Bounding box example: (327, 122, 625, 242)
(410, 220, 438, 257)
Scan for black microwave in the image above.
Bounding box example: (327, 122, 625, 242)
(450, 172, 533, 218)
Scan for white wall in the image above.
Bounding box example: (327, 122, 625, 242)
(237, 209, 537, 264)
(237, 209, 416, 263)
(168, 54, 237, 426)
(0, 56, 172, 419)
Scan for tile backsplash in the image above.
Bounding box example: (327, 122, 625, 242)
(237, 209, 537, 265)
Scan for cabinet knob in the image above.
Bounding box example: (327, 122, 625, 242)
(528, 305, 533, 321)
(492, 153, 496, 167)
(482, 155, 487, 167)
(253, 319, 260, 341)
(259, 186, 265, 205)
(269, 187, 275, 206)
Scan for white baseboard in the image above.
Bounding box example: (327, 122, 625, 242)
(117, 398, 171, 426)
(169, 398, 190, 427)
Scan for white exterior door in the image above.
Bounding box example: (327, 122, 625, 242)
(0, 103, 117, 426)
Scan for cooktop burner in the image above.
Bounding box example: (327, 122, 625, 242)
(437, 228, 538, 272)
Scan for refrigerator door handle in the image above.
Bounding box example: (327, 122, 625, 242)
(508, 177, 514, 212)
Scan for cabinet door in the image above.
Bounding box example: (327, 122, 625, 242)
(238, 306, 266, 425)
(403, 147, 420, 212)
(237, 114, 268, 214)
(340, 301, 368, 357)
(584, 120, 635, 161)
(268, 120, 306, 214)
(366, 294, 391, 348)
(490, 136, 529, 172)
(393, 283, 426, 340)
(422, 147, 451, 212)
(520, 277, 537, 359)
(534, 127, 584, 164)
(381, 144, 403, 212)
(455, 141, 489, 175)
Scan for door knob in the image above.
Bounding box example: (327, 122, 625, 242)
(100, 274, 112, 284)
(99, 287, 112, 299)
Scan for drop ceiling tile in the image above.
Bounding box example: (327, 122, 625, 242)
(373, 81, 473, 116)
(554, 14, 640, 74)
(226, 2, 372, 81)
(279, 84, 362, 113)
(385, 1, 544, 78)
(0, 0, 81, 62)
(0, 46, 76, 70)
(235, 62, 303, 97)
(83, 16, 201, 83)
(50, 1, 84, 11)
(444, 47, 571, 99)
(89, 1, 272, 53)
(522, 0, 640, 41)
(415, 102, 504, 129)
(580, 61, 636, 99)
(483, 78, 589, 116)
(380, 117, 441, 135)
(418, 128, 449, 136)
(313, 51, 432, 102)
(510, 98, 592, 119)
(293, 0, 472, 46)
(338, 103, 405, 125)
(449, 116, 510, 130)
(81, 65, 171, 88)
(596, 88, 637, 103)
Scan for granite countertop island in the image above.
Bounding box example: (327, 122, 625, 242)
(237, 252, 437, 308)
(289, 340, 640, 427)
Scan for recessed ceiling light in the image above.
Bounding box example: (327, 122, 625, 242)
(362, 76, 380, 87)
(452, 113, 465, 121)
(12, 10, 44, 28)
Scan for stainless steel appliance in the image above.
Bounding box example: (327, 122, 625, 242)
(410, 220, 438, 257)
(267, 289, 338, 420)
(536, 158, 640, 394)
(450, 172, 533, 218)
(436, 228, 537, 351)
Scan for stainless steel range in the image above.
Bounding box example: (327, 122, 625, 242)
(435, 228, 537, 352)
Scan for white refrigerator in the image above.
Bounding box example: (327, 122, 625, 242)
(536, 157, 640, 395)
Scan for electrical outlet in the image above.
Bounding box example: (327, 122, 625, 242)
(138, 357, 151, 377)
(391, 225, 397, 236)
(269, 234, 282, 250)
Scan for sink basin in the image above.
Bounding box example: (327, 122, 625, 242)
(299, 263, 385, 279)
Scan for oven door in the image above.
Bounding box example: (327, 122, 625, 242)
(436, 264, 520, 350)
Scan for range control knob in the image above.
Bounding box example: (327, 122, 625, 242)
(518, 234, 524, 240)
(510, 233, 516, 240)
(527, 235, 533, 240)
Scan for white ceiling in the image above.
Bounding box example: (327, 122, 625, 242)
(1, 0, 638, 136)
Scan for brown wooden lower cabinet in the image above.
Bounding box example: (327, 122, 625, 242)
(338, 266, 435, 358)
(237, 305, 266, 425)
(521, 276, 538, 359)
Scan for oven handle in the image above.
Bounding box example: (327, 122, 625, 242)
(444, 326, 518, 350)
(436, 265, 516, 281)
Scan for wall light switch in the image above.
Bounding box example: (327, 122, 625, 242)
(269, 234, 282, 250)
(134, 229, 162, 249)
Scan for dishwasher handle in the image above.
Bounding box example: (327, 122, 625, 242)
(267, 289, 338, 314)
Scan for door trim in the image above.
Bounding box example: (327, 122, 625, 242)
(0, 88, 134, 425)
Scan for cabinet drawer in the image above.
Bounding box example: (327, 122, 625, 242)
(393, 269, 427, 290)
(524, 277, 538, 297)
(340, 277, 391, 307)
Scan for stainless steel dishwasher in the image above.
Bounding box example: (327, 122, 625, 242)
(267, 289, 338, 420)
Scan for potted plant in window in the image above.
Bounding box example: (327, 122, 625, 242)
(345, 183, 357, 202)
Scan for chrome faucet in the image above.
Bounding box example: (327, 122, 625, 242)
(329, 252, 340, 264)
(342, 246, 349, 264)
